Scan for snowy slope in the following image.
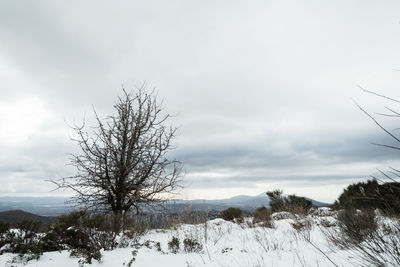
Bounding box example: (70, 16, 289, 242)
(0, 208, 370, 267)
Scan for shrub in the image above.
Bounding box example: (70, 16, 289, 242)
(0, 221, 9, 235)
(336, 179, 400, 214)
(0, 222, 10, 250)
(0, 210, 145, 263)
(58, 210, 87, 228)
(40, 227, 65, 251)
(253, 207, 273, 228)
(337, 208, 377, 244)
(17, 220, 42, 237)
(267, 190, 286, 212)
(168, 236, 180, 253)
(221, 207, 243, 221)
(48, 210, 138, 250)
(291, 219, 311, 231)
(44, 211, 94, 251)
(0, 220, 43, 257)
(267, 190, 312, 214)
(183, 238, 203, 253)
(327, 210, 400, 266)
(39, 210, 142, 264)
(287, 195, 312, 214)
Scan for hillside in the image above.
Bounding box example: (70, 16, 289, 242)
(0, 210, 57, 225)
(0, 197, 70, 216)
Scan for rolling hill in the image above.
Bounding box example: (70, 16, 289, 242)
(0, 193, 329, 216)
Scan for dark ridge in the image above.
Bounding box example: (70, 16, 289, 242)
(0, 210, 57, 225)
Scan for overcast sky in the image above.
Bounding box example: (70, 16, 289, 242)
(1, 1, 400, 202)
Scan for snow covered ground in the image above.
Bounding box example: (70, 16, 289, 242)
(0, 208, 380, 267)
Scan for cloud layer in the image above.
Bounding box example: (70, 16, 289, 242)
(1, 1, 400, 202)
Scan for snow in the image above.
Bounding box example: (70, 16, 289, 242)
(0, 208, 387, 266)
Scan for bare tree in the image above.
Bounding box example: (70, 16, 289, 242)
(53, 87, 183, 215)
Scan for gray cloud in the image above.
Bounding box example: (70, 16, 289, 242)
(0, 0, 400, 202)
(183, 174, 363, 190)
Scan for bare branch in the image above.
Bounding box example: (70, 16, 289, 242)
(352, 99, 400, 144)
(357, 85, 400, 103)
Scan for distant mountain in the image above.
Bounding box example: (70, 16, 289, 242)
(0, 193, 329, 216)
(165, 192, 329, 212)
(0, 197, 72, 216)
(0, 210, 57, 225)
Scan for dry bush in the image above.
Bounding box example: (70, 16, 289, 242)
(267, 190, 312, 215)
(291, 219, 312, 231)
(290, 205, 309, 217)
(38, 210, 147, 264)
(271, 211, 295, 220)
(325, 208, 377, 248)
(326, 209, 400, 266)
(292, 217, 313, 243)
(337, 208, 377, 244)
(221, 207, 243, 222)
(253, 207, 274, 228)
(168, 236, 180, 254)
(183, 237, 203, 253)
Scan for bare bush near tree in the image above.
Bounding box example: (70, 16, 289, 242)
(53, 87, 183, 215)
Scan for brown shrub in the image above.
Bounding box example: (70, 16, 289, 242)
(326, 210, 400, 266)
(338, 208, 377, 243)
(291, 218, 312, 231)
(253, 207, 274, 228)
(221, 208, 243, 222)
